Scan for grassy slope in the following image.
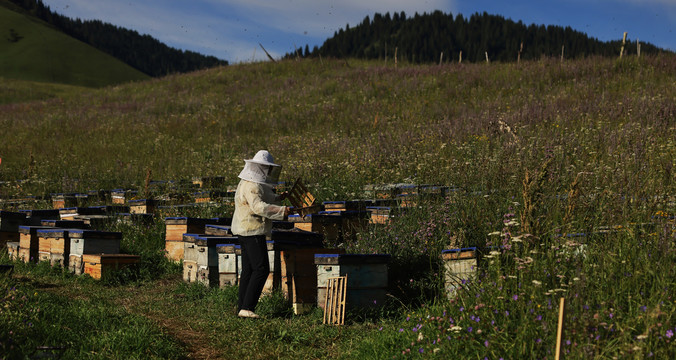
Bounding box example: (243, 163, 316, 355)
(0, 0, 149, 88)
(0, 56, 674, 359)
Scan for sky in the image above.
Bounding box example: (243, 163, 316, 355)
(40, 0, 676, 63)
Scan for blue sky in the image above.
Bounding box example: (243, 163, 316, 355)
(41, 0, 675, 63)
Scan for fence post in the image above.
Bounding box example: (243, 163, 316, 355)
(620, 32, 627, 58)
(459, 51, 462, 64)
(439, 52, 444, 65)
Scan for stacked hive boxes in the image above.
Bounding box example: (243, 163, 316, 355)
(315, 254, 391, 309)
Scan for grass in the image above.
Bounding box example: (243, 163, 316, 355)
(0, 55, 675, 358)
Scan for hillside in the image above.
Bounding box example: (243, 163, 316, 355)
(0, 0, 149, 87)
(6, 0, 228, 77)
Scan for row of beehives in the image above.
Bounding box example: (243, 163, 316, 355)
(1, 210, 138, 280)
(162, 216, 391, 314)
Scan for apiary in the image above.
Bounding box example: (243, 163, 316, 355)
(82, 254, 140, 280)
(68, 230, 122, 275)
(441, 247, 478, 299)
(315, 254, 390, 309)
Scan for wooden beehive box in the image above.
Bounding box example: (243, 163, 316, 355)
(164, 217, 211, 262)
(128, 199, 158, 214)
(82, 254, 140, 280)
(51, 193, 77, 209)
(68, 230, 122, 275)
(20, 209, 61, 226)
(280, 247, 344, 315)
(36, 228, 73, 267)
(315, 254, 390, 309)
(322, 201, 367, 212)
(182, 233, 202, 283)
(217, 243, 240, 287)
(18, 225, 51, 263)
(288, 213, 341, 243)
(195, 236, 238, 287)
(37, 229, 53, 263)
(365, 206, 398, 225)
(110, 189, 135, 204)
(441, 247, 478, 299)
(7, 242, 19, 261)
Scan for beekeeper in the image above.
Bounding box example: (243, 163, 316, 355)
(232, 150, 290, 319)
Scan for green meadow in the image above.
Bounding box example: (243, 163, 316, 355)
(1, 55, 674, 359)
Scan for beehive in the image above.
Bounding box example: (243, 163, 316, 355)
(164, 217, 211, 262)
(82, 254, 140, 280)
(20, 209, 61, 226)
(128, 199, 158, 214)
(182, 233, 202, 283)
(217, 243, 240, 287)
(36, 229, 73, 267)
(280, 247, 344, 314)
(288, 213, 341, 243)
(18, 225, 51, 263)
(195, 236, 238, 287)
(68, 230, 122, 275)
(6, 242, 19, 261)
(441, 247, 478, 299)
(315, 254, 390, 309)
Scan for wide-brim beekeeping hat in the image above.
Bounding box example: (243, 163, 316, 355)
(238, 150, 282, 184)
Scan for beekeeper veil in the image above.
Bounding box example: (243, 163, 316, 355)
(237, 150, 282, 185)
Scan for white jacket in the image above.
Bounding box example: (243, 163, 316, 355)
(231, 179, 286, 237)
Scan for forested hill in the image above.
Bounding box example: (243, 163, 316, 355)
(8, 0, 227, 76)
(293, 11, 668, 63)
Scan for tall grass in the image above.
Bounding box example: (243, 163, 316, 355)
(1, 55, 674, 358)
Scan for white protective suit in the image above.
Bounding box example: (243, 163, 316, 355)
(231, 151, 287, 236)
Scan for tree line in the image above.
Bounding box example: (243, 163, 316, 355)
(9, 0, 228, 76)
(287, 11, 667, 63)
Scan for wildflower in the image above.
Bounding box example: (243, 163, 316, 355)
(450, 326, 462, 332)
(637, 334, 648, 340)
(484, 340, 489, 347)
(512, 294, 519, 301)
(640, 306, 647, 312)
(532, 280, 542, 286)
(667, 330, 674, 338)
(419, 348, 424, 354)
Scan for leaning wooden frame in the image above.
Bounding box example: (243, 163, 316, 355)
(287, 178, 321, 218)
(323, 275, 348, 325)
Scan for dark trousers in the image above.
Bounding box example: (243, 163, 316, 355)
(238, 235, 270, 311)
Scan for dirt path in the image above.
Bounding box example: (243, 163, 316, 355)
(42, 276, 223, 360)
